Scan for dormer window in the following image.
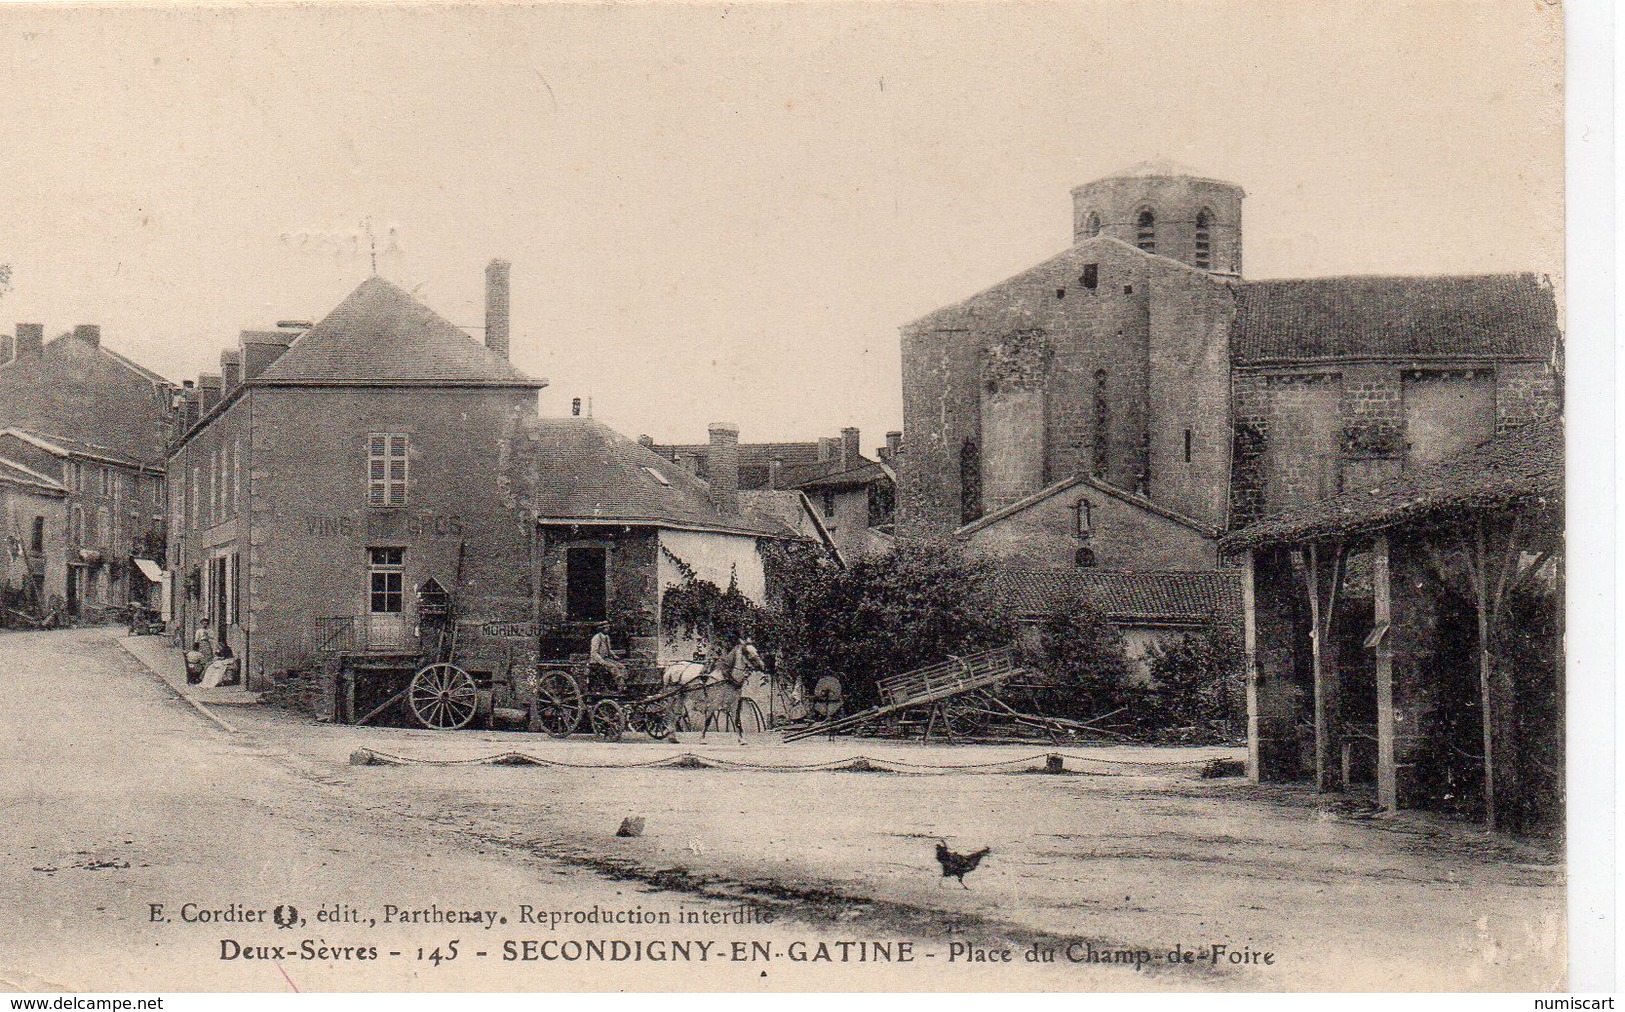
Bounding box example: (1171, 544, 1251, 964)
(1136, 209, 1156, 252)
(1194, 208, 1212, 269)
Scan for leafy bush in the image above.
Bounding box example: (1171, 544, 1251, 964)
(658, 549, 767, 649)
(1022, 595, 1140, 723)
(1144, 621, 1245, 736)
(762, 540, 1014, 710)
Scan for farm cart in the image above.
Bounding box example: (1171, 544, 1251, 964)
(528, 655, 674, 742)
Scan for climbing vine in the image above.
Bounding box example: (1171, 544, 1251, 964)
(658, 547, 765, 648)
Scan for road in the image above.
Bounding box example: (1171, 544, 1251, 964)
(0, 628, 1566, 991)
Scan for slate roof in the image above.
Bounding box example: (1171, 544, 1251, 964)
(995, 569, 1242, 625)
(529, 418, 799, 538)
(1232, 273, 1559, 364)
(1220, 419, 1562, 551)
(256, 276, 545, 387)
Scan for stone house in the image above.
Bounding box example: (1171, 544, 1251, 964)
(643, 427, 897, 564)
(519, 417, 836, 665)
(166, 262, 547, 686)
(0, 322, 175, 615)
(0, 428, 167, 615)
(0, 455, 67, 617)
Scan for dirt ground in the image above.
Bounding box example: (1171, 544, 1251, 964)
(0, 628, 1566, 992)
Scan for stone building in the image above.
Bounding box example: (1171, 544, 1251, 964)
(643, 426, 897, 563)
(898, 160, 1563, 570)
(166, 263, 547, 686)
(0, 324, 173, 615)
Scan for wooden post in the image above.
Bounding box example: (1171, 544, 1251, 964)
(1242, 548, 1260, 781)
(1306, 542, 1344, 792)
(1372, 534, 1396, 811)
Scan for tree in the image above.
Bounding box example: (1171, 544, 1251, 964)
(1024, 594, 1139, 723)
(763, 540, 1014, 709)
(1144, 619, 1245, 734)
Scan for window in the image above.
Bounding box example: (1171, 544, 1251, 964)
(1081, 264, 1098, 290)
(1135, 208, 1156, 252)
(30, 516, 44, 553)
(190, 465, 200, 530)
(69, 505, 82, 545)
(1184, 428, 1193, 463)
(1075, 498, 1094, 537)
(1194, 208, 1213, 269)
(821, 491, 837, 519)
(369, 547, 405, 614)
(565, 545, 608, 623)
(369, 434, 409, 508)
(1074, 545, 1097, 569)
(958, 437, 982, 525)
(100, 467, 110, 497)
(1084, 211, 1101, 238)
(642, 465, 670, 487)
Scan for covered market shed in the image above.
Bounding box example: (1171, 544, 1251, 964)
(1220, 420, 1562, 833)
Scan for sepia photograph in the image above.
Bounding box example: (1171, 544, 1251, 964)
(0, 0, 1588, 996)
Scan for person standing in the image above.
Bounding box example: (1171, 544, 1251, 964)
(187, 617, 215, 685)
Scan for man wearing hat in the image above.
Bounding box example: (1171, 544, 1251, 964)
(588, 621, 627, 693)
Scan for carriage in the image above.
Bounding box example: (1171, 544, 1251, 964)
(527, 654, 675, 742)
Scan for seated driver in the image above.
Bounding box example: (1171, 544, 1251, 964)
(587, 621, 628, 693)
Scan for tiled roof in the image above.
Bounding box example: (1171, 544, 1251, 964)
(783, 459, 888, 491)
(530, 418, 798, 538)
(956, 474, 1221, 538)
(1232, 273, 1559, 363)
(1221, 419, 1562, 550)
(995, 569, 1242, 625)
(737, 489, 838, 555)
(256, 276, 545, 387)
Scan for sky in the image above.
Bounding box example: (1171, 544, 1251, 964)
(0, 1, 1563, 451)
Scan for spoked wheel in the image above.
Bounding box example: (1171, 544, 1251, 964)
(736, 697, 766, 734)
(590, 698, 629, 742)
(810, 675, 844, 720)
(629, 702, 672, 741)
(534, 669, 586, 738)
(408, 663, 479, 730)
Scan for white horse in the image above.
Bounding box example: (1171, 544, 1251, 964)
(658, 643, 763, 742)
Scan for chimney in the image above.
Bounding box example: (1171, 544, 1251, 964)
(485, 258, 511, 360)
(220, 349, 242, 391)
(181, 382, 200, 429)
(884, 430, 903, 462)
(240, 330, 294, 382)
(637, 434, 655, 448)
(14, 324, 44, 360)
(817, 437, 836, 463)
(0, 333, 10, 364)
(707, 422, 740, 515)
(198, 373, 223, 415)
(571, 397, 582, 417)
(841, 426, 861, 467)
(768, 456, 783, 490)
(73, 324, 100, 349)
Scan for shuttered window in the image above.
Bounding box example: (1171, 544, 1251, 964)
(368, 434, 409, 508)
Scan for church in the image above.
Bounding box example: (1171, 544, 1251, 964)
(897, 160, 1562, 564)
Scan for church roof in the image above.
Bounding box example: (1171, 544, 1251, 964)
(256, 276, 545, 387)
(528, 417, 800, 539)
(1221, 418, 1561, 550)
(1232, 273, 1559, 364)
(1107, 158, 1213, 179)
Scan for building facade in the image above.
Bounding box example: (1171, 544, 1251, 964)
(0, 322, 175, 616)
(167, 264, 547, 686)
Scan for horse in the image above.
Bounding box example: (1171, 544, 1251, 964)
(658, 642, 763, 742)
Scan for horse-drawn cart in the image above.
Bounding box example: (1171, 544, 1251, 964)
(528, 657, 674, 742)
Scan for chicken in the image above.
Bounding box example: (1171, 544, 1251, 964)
(934, 840, 991, 888)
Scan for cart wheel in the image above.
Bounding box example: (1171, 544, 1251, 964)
(590, 699, 628, 742)
(810, 675, 844, 720)
(630, 704, 672, 741)
(408, 663, 479, 730)
(534, 669, 586, 738)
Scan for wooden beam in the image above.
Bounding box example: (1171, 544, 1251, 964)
(1372, 534, 1397, 811)
(1306, 542, 1344, 792)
